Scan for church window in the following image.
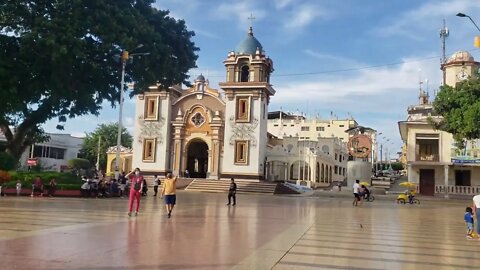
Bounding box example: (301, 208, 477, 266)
(274, 124, 278, 127)
(190, 112, 205, 127)
(234, 140, 249, 165)
(301, 126, 309, 131)
(240, 65, 250, 82)
(145, 96, 159, 120)
(339, 124, 345, 127)
(316, 126, 325, 131)
(236, 96, 250, 122)
(142, 138, 156, 162)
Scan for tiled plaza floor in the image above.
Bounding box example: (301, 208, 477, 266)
(0, 192, 478, 270)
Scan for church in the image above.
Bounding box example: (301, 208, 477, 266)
(131, 27, 274, 180)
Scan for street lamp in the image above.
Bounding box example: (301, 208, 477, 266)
(457, 13, 480, 48)
(456, 13, 480, 32)
(114, 46, 150, 179)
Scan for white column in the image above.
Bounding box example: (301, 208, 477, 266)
(444, 165, 449, 199)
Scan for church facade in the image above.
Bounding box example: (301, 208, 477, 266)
(131, 27, 274, 180)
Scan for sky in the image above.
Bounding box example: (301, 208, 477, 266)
(43, 0, 480, 159)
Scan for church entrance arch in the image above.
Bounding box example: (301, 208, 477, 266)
(186, 139, 209, 178)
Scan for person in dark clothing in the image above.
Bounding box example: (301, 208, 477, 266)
(141, 178, 148, 196)
(226, 178, 237, 206)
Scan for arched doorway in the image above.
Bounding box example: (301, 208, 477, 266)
(186, 140, 209, 178)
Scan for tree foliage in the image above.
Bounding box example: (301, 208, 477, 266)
(390, 162, 404, 171)
(0, 152, 16, 171)
(68, 158, 91, 170)
(432, 78, 480, 146)
(79, 123, 132, 171)
(0, 0, 198, 161)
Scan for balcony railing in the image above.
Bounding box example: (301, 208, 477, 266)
(435, 185, 480, 195)
(415, 154, 439, 162)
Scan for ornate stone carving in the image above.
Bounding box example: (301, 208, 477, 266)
(190, 112, 205, 127)
(229, 116, 258, 147)
(137, 115, 165, 144)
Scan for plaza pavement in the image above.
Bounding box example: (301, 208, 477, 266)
(0, 191, 478, 270)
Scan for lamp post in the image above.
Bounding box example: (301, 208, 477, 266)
(115, 46, 149, 179)
(457, 13, 480, 48)
(457, 13, 480, 32)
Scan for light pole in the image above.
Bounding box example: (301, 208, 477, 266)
(457, 13, 480, 48)
(115, 46, 149, 179)
(457, 13, 480, 32)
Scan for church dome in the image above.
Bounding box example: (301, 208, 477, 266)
(235, 27, 263, 55)
(195, 74, 205, 82)
(447, 51, 474, 63)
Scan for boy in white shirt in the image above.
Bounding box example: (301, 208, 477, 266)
(353, 179, 361, 206)
(16, 180, 22, 196)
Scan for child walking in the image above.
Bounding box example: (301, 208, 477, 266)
(16, 180, 22, 196)
(465, 207, 475, 239)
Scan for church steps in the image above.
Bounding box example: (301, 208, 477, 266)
(185, 179, 277, 194)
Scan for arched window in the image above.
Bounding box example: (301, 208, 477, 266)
(240, 65, 250, 82)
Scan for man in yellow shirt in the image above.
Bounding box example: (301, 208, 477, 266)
(161, 172, 177, 218)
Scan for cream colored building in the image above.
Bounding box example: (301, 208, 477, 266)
(399, 51, 480, 196)
(267, 112, 357, 142)
(131, 27, 274, 180)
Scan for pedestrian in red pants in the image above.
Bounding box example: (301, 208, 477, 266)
(127, 168, 144, 217)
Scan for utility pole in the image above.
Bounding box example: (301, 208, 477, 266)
(440, 19, 449, 86)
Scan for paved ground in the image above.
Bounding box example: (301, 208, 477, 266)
(0, 192, 478, 270)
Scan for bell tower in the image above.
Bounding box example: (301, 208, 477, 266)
(442, 51, 480, 87)
(220, 27, 275, 180)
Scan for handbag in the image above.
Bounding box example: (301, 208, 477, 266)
(134, 181, 141, 191)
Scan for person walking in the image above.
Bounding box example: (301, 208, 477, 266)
(352, 179, 361, 206)
(226, 178, 237, 206)
(161, 172, 177, 218)
(127, 168, 144, 217)
(153, 174, 160, 196)
(473, 194, 480, 237)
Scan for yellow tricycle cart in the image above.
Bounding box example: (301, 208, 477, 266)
(396, 182, 420, 204)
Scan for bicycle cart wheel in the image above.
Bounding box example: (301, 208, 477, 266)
(413, 199, 420, 204)
(368, 195, 375, 202)
(397, 198, 405, 204)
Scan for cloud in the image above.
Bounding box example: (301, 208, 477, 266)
(374, 0, 480, 39)
(284, 4, 327, 30)
(214, 1, 266, 29)
(274, 0, 294, 9)
(304, 49, 361, 68)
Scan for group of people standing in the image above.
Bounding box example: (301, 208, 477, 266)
(126, 168, 178, 218)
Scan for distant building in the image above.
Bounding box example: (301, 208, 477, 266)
(0, 133, 83, 172)
(398, 50, 480, 197)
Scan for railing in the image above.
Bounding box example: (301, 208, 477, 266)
(435, 185, 480, 195)
(415, 154, 439, 162)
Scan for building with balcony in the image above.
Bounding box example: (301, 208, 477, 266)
(398, 50, 480, 196)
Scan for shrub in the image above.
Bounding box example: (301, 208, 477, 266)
(0, 170, 11, 185)
(0, 152, 16, 171)
(68, 158, 91, 170)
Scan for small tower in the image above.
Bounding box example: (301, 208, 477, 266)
(442, 51, 480, 87)
(219, 27, 275, 180)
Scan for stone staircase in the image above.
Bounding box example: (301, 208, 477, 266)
(185, 179, 277, 195)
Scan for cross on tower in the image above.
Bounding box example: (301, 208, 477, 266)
(247, 13, 256, 28)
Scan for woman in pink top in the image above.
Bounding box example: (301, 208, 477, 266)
(127, 168, 144, 217)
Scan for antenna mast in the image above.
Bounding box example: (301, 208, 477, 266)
(440, 19, 449, 86)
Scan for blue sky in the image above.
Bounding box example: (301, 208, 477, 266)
(44, 0, 480, 159)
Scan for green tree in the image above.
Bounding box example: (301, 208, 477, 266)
(432, 78, 480, 147)
(68, 158, 91, 171)
(0, 152, 16, 171)
(0, 0, 198, 162)
(80, 123, 132, 171)
(390, 162, 404, 171)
